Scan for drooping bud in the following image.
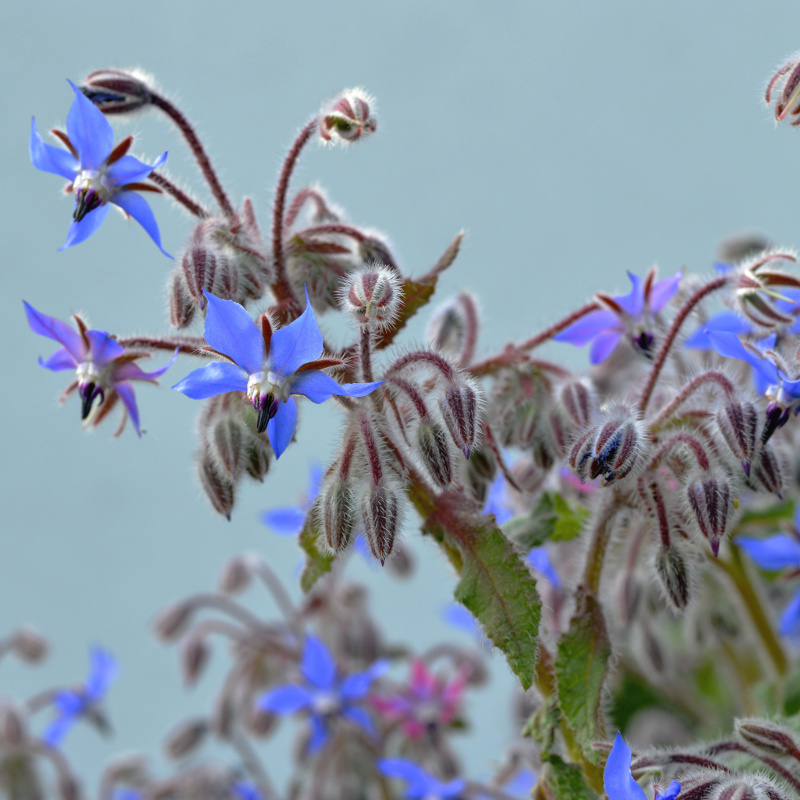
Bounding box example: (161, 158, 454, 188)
(153, 600, 194, 641)
(320, 88, 377, 144)
(558, 379, 596, 430)
(685, 472, 735, 557)
(464, 446, 496, 504)
(163, 718, 209, 760)
(736, 718, 800, 759)
(243, 429, 272, 481)
(427, 293, 480, 366)
(341, 264, 402, 330)
(180, 635, 210, 686)
(198, 453, 235, 520)
(654, 544, 693, 612)
(734, 250, 800, 328)
(568, 409, 646, 486)
(358, 233, 401, 273)
(169, 271, 196, 328)
(359, 479, 405, 565)
(11, 627, 49, 663)
(181, 238, 239, 309)
(765, 52, 800, 125)
(218, 554, 252, 594)
(416, 420, 454, 487)
(712, 776, 790, 800)
(439, 379, 481, 458)
(81, 69, 152, 114)
(750, 445, 785, 498)
(319, 477, 356, 552)
(717, 402, 760, 476)
(209, 416, 245, 478)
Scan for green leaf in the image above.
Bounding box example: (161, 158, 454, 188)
(506, 491, 587, 549)
(375, 232, 463, 350)
(539, 755, 599, 800)
(783, 661, 800, 717)
(423, 491, 542, 688)
(552, 494, 589, 542)
(298, 515, 335, 592)
(555, 587, 610, 757)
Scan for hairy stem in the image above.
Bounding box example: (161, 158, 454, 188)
(650, 369, 737, 429)
(147, 170, 210, 218)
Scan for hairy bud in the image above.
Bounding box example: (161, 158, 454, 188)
(713, 776, 790, 800)
(569, 411, 645, 486)
(180, 635, 210, 686)
(81, 69, 152, 114)
(210, 417, 245, 478)
(766, 52, 800, 125)
(11, 627, 49, 663)
(427, 293, 479, 366)
(735, 250, 800, 328)
(181, 239, 239, 309)
(360, 479, 405, 565)
(320, 87, 377, 144)
(153, 600, 193, 641)
(341, 264, 402, 329)
(319, 477, 356, 552)
(717, 402, 759, 476)
(559, 379, 596, 430)
(243, 429, 273, 481)
(358, 234, 401, 273)
(686, 472, 735, 557)
(164, 717, 209, 760)
(736, 718, 800, 759)
(416, 420, 454, 487)
(464, 446, 497, 504)
(169, 271, 196, 328)
(198, 454, 235, 520)
(750, 445, 785, 498)
(439, 379, 481, 458)
(218, 554, 252, 594)
(654, 545, 693, 612)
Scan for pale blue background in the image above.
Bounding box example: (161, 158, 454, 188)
(2, 0, 800, 792)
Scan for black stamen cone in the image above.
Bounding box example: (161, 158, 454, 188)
(255, 394, 274, 433)
(80, 383, 103, 419)
(73, 189, 101, 223)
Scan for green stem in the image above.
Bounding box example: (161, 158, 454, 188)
(582, 495, 620, 594)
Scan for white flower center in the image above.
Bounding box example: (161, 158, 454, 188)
(73, 168, 114, 204)
(76, 361, 103, 387)
(311, 691, 340, 716)
(247, 369, 291, 404)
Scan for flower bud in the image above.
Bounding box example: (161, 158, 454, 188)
(153, 600, 193, 641)
(750, 445, 785, 498)
(218, 555, 252, 594)
(0, 703, 26, 748)
(320, 87, 377, 144)
(464, 446, 496, 504)
(439, 379, 481, 458)
(319, 476, 356, 552)
(246, 705, 278, 738)
(198, 453, 235, 520)
(358, 234, 401, 273)
(243, 429, 273, 481)
(360, 479, 405, 565)
(736, 718, 800, 759)
(685, 472, 735, 557)
(558, 379, 596, 430)
(211, 692, 235, 739)
(169, 271, 196, 329)
(735, 250, 800, 328)
(427, 293, 479, 365)
(11, 627, 49, 663)
(181, 241, 239, 309)
(341, 264, 402, 329)
(717, 402, 759, 476)
(210, 417, 245, 478)
(766, 53, 800, 125)
(384, 540, 415, 577)
(81, 69, 152, 114)
(712, 776, 790, 800)
(180, 635, 210, 686)
(654, 544, 693, 612)
(163, 717, 209, 760)
(568, 411, 645, 486)
(416, 420, 454, 487)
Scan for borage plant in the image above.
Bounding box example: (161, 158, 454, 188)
(14, 52, 800, 799)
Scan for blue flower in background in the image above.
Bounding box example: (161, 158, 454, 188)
(44, 646, 118, 746)
(554, 269, 682, 363)
(30, 81, 169, 255)
(684, 310, 755, 350)
(379, 759, 465, 799)
(232, 782, 262, 800)
(262, 465, 323, 534)
(173, 289, 383, 458)
(258, 635, 387, 753)
(604, 732, 680, 800)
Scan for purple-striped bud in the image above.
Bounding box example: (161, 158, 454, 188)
(209, 417, 245, 478)
(153, 600, 193, 641)
(169, 271, 196, 328)
(464, 446, 497, 504)
(439, 379, 481, 458)
(568, 412, 645, 486)
(713, 776, 790, 800)
(717, 402, 759, 476)
(750, 445, 785, 498)
(181, 241, 239, 309)
(736, 718, 800, 759)
(198, 454, 235, 520)
(218, 554, 252, 594)
(735, 250, 800, 328)
(416, 420, 454, 487)
(246, 705, 278, 737)
(243, 429, 273, 482)
(180, 635, 210, 686)
(81, 69, 152, 114)
(766, 52, 800, 125)
(427, 293, 479, 366)
(341, 264, 401, 330)
(685, 472, 735, 557)
(319, 477, 356, 552)
(164, 718, 209, 760)
(320, 87, 377, 144)
(558, 379, 596, 430)
(654, 544, 693, 612)
(359, 479, 405, 565)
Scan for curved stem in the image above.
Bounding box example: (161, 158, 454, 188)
(300, 223, 367, 242)
(650, 370, 736, 429)
(149, 91, 235, 218)
(147, 170, 210, 218)
(638, 275, 728, 414)
(519, 301, 600, 351)
(117, 335, 208, 355)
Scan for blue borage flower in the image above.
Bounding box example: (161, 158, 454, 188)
(739, 506, 800, 637)
(604, 732, 681, 800)
(379, 759, 465, 799)
(44, 646, 118, 747)
(30, 80, 170, 255)
(262, 465, 323, 534)
(554, 269, 681, 364)
(257, 635, 387, 753)
(173, 288, 383, 458)
(25, 301, 177, 436)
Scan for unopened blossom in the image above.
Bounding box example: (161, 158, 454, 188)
(604, 732, 681, 800)
(44, 646, 118, 746)
(25, 301, 176, 436)
(555, 269, 681, 363)
(379, 759, 465, 799)
(257, 635, 387, 753)
(172, 289, 383, 458)
(30, 81, 169, 255)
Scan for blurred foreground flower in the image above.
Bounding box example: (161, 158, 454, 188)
(604, 732, 681, 800)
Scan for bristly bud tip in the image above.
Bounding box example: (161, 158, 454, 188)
(340, 263, 402, 330)
(320, 87, 377, 144)
(81, 68, 153, 114)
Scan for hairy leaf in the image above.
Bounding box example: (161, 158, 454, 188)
(506, 491, 587, 549)
(537, 755, 597, 800)
(298, 514, 334, 592)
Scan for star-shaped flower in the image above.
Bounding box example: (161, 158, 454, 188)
(604, 732, 681, 800)
(554, 269, 681, 364)
(30, 80, 169, 255)
(25, 301, 176, 436)
(44, 646, 118, 746)
(257, 635, 387, 753)
(173, 288, 383, 458)
(379, 759, 465, 799)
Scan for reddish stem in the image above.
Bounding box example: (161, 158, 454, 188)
(387, 350, 455, 382)
(360, 327, 374, 383)
(648, 431, 711, 472)
(519, 300, 600, 351)
(285, 187, 337, 229)
(148, 91, 235, 218)
(147, 170, 210, 218)
(300, 223, 367, 242)
(457, 292, 479, 367)
(117, 335, 208, 355)
(650, 370, 737, 428)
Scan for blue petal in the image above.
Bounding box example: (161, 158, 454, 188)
(378, 759, 433, 797)
(111, 190, 171, 258)
(337, 380, 385, 398)
(590, 330, 622, 364)
(616, 272, 644, 316)
(232, 783, 261, 800)
(502, 769, 537, 794)
(291, 371, 383, 403)
(442, 603, 478, 634)
(85, 646, 119, 699)
(29, 119, 78, 180)
(59, 204, 110, 250)
(201, 292, 264, 374)
(267, 397, 298, 459)
(43, 712, 77, 747)
(603, 732, 647, 800)
(738, 535, 800, 570)
(268, 287, 323, 376)
(655, 781, 681, 800)
(85, 330, 125, 366)
(706, 330, 779, 386)
(779, 589, 800, 637)
(53, 691, 85, 714)
(262, 507, 306, 535)
(648, 271, 682, 313)
(107, 151, 167, 186)
(258, 684, 314, 714)
(307, 714, 329, 754)
(685, 311, 754, 350)
(301, 635, 336, 690)
(340, 660, 390, 699)
(780, 374, 800, 401)
(308, 464, 324, 497)
(66, 80, 114, 169)
(39, 348, 77, 372)
(341, 705, 376, 734)
(553, 310, 618, 346)
(23, 301, 84, 362)
(484, 475, 512, 525)
(172, 362, 248, 399)
(527, 547, 561, 587)
(436, 779, 467, 798)
(115, 382, 141, 436)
